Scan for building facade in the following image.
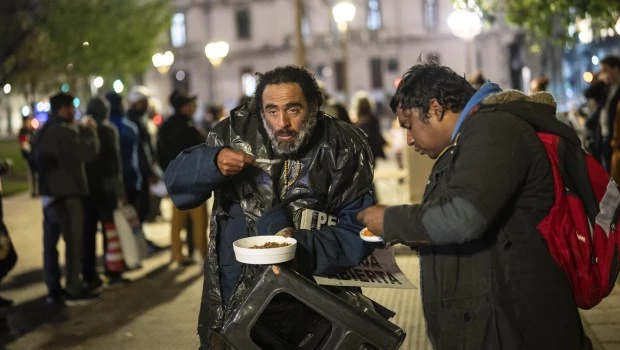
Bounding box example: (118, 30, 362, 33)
(143, 0, 523, 117)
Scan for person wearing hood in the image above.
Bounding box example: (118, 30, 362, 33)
(105, 92, 142, 214)
(82, 97, 127, 287)
(32, 92, 100, 305)
(164, 65, 377, 349)
(358, 62, 591, 349)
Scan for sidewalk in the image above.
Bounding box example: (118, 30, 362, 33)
(0, 157, 618, 349)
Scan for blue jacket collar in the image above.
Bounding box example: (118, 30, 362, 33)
(451, 82, 503, 141)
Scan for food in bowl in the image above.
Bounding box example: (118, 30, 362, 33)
(250, 242, 291, 249)
(233, 236, 297, 264)
(361, 228, 376, 237)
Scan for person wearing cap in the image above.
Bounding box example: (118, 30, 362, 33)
(82, 97, 128, 288)
(127, 87, 159, 220)
(157, 89, 207, 266)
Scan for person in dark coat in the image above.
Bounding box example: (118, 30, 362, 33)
(157, 90, 207, 266)
(164, 65, 377, 349)
(82, 97, 127, 287)
(358, 62, 591, 349)
(32, 92, 100, 305)
(587, 56, 620, 172)
(355, 95, 386, 163)
(17, 117, 38, 197)
(0, 159, 17, 310)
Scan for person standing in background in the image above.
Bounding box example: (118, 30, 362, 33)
(157, 90, 208, 267)
(530, 76, 550, 93)
(126, 87, 165, 253)
(355, 95, 386, 165)
(587, 56, 620, 172)
(82, 97, 129, 288)
(0, 159, 17, 310)
(17, 116, 38, 197)
(105, 93, 143, 218)
(32, 92, 100, 305)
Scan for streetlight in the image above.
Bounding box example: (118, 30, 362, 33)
(205, 41, 229, 102)
(447, 7, 482, 74)
(2, 84, 11, 94)
(332, 1, 356, 105)
(151, 51, 175, 74)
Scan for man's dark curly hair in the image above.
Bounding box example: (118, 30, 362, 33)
(251, 65, 324, 116)
(390, 63, 476, 123)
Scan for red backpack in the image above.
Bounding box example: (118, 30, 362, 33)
(536, 132, 620, 309)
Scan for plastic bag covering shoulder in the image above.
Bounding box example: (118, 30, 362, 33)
(199, 105, 374, 347)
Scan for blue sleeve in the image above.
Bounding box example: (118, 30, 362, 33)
(293, 193, 378, 276)
(164, 144, 227, 210)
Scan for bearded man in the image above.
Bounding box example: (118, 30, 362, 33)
(164, 65, 377, 349)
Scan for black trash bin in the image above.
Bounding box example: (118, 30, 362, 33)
(221, 265, 406, 350)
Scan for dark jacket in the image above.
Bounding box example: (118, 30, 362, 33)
(587, 86, 620, 163)
(383, 91, 590, 349)
(157, 113, 205, 171)
(0, 160, 10, 220)
(85, 121, 124, 197)
(33, 115, 100, 198)
(127, 108, 155, 180)
(164, 106, 376, 348)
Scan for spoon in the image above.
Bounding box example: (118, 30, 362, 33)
(254, 158, 282, 165)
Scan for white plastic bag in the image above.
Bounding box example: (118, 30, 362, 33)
(113, 205, 148, 269)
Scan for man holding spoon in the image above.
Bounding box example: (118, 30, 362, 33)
(165, 65, 378, 349)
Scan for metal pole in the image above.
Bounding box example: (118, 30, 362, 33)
(295, 0, 307, 67)
(213, 65, 220, 103)
(465, 40, 473, 75)
(342, 22, 350, 106)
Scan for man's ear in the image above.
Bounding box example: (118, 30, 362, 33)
(428, 99, 445, 121)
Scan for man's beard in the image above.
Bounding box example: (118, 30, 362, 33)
(262, 107, 318, 156)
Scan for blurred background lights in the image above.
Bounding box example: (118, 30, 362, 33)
(113, 79, 124, 93)
(175, 70, 186, 81)
(583, 71, 594, 83)
(21, 105, 30, 117)
(36, 101, 50, 112)
(93, 76, 104, 88)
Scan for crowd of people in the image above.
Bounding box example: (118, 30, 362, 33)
(4, 85, 214, 306)
(1, 55, 619, 348)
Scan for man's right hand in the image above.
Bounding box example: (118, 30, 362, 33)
(216, 148, 255, 176)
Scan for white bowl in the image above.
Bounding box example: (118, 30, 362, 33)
(233, 236, 297, 265)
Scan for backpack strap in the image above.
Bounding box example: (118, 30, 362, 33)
(558, 137, 599, 223)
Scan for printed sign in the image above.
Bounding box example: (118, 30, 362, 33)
(300, 209, 416, 289)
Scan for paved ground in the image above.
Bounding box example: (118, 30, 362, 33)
(0, 158, 618, 349)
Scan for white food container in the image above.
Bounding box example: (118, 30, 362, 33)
(233, 236, 297, 264)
